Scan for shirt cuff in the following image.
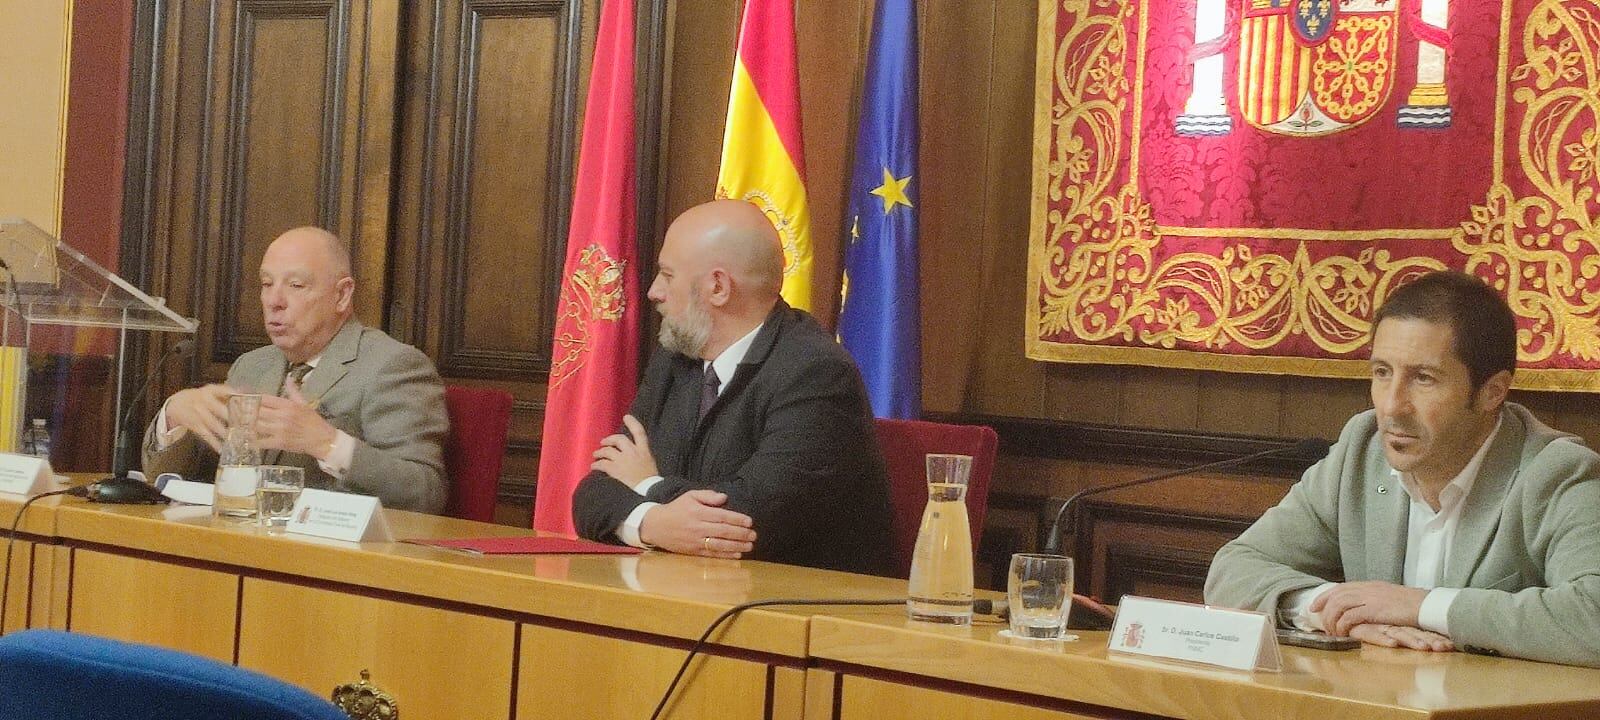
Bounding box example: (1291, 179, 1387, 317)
(1417, 587, 1458, 636)
(1279, 582, 1337, 631)
(314, 431, 356, 480)
(152, 402, 187, 450)
(617, 501, 660, 548)
(633, 475, 663, 497)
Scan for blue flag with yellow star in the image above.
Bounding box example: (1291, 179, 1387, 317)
(838, 0, 919, 419)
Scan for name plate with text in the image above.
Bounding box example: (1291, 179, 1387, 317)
(1108, 595, 1281, 672)
(285, 488, 393, 543)
(0, 454, 53, 496)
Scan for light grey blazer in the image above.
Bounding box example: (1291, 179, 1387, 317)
(1205, 402, 1600, 667)
(142, 320, 449, 513)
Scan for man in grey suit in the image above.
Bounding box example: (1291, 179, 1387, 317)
(1206, 271, 1600, 667)
(143, 227, 449, 513)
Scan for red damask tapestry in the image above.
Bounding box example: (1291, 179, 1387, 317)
(1027, 0, 1600, 391)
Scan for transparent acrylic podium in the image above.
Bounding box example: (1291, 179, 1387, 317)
(0, 218, 198, 453)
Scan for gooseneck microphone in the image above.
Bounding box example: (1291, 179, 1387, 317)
(1042, 436, 1332, 555)
(110, 338, 196, 476)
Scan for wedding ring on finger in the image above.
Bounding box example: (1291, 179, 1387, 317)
(703, 536, 711, 553)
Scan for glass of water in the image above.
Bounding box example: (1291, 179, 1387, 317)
(256, 465, 305, 530)
(1007, 553, 1074, 640)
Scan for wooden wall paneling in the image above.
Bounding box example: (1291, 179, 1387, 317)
(436, 0, 582, 379)
(794, 0, 868, 328)
(1117, 366, 1200, 430)
(659, 0, 738, 226)
(215, 0, 338, 358)
(68, 549, 238, 662)
(921, 0, 1000, 411)
(342, 0, 400, 325)
(389, 0, 602, 524)
(1196, 372, 1283, 435)
(1279, 376, 1369, 441)
(966, 1, 1045, 418)
(237, 578, 516, 720)
(1043, 365, 1120, 424)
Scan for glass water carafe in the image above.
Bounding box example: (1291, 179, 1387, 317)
(214, 393, 263, 518)
(907, 453, 974, 624)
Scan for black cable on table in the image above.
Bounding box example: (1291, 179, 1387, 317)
(649, 597, 906, 720)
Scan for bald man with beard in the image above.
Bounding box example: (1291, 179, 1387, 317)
(143, 226, 449, 513)
(572, 200, 893, 575)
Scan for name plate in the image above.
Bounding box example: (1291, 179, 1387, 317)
(286, 488, 393, 543)
(159, 477, 215, 506)
(1108, 595, 1281, 672)
(0, 453, 53, 496)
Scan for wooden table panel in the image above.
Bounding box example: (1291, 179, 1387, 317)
(2, 538, 35, 633)
(517, 623, 786, 720)
(68, 549, 238, 662)
(237, 577, 516, 720)
(810, 611, 1600, 720)
(838, 675, 1101, 720)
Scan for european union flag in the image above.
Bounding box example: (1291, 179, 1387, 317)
(838, 0, 919, 419)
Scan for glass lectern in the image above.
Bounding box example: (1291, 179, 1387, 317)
(0, 218, 198, 456)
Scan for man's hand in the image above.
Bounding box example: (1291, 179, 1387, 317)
(638, 490, 756, 559)
(591, 415, 659, 487)
(1311, 580, 1429, 636)
(163, 384, 234, 451)
(1348, 623, 1454, 652)
(255, 384, 338, 460)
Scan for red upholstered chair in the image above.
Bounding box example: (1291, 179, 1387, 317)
(875, 418, 1000, 579)
(442, 385, 514, 523)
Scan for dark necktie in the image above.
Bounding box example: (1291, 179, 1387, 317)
(284, 363, 312, 397)
(698, 366, 721, 419)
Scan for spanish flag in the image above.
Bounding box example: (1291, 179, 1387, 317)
(716, 0, 813, 310)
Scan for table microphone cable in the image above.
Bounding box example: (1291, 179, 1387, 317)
(648, 597, 906, 720)
(0, 488, 76, 630)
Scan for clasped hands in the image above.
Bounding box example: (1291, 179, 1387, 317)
(591, 415, 756, 559)
(165, 382, 338, 461)
(1309, 580, 1454, 652)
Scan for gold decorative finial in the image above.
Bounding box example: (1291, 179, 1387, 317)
(332, 669, 399, 719)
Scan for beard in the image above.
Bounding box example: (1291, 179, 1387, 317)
(657, 293, 712, 357)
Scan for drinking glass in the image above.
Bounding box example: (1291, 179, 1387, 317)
(256, 465, 305, 530)
(1007, 553, 1074, 639)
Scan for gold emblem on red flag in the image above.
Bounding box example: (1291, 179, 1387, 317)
(549, 244, 628, 389)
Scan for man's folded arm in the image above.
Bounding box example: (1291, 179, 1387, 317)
(644, 358, 862, 558)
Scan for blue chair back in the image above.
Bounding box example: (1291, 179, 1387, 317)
(0, 629, 349, 720)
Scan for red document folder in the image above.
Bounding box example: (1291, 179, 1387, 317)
(404, 536, 643, 555)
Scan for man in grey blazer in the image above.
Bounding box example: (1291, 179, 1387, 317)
(142, 227, 449, 513)
(1206, 271, 1600, 667)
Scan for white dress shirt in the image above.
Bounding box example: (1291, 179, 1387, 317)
(154, 356, 356, 479)
(1282, 417, 1503, 636)
(616, 323, 764, 548)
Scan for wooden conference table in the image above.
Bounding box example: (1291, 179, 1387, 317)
(3, 482, 1599, 719)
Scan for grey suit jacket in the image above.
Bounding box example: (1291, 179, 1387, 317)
(1205, 402, 1600, 667)
(142, 320, 449, 513)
